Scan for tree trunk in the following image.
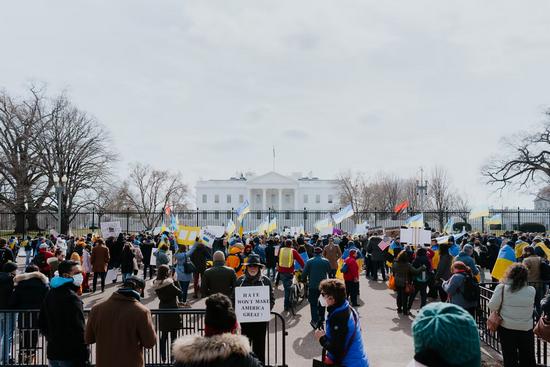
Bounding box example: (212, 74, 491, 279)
(61, 213, 71, 235)
(14, 212, 26, 234)
(27, 211, 41, 231)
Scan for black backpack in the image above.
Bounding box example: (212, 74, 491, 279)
(461, 274, 480, 303)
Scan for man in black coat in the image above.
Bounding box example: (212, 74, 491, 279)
(0, 261, 17, 364)
(140, 236, 155, 279)
(39, 260, 88, 366)
(190, 239, 212, 299)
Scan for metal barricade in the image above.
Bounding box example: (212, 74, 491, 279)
(478, 282, 550, 366)
(0, 309, 287, 367)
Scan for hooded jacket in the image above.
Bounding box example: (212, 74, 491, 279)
(0, 271, 15, 309)
(152, 278, 183, 332)
(10, 271, 49, 329)
(301, 254, 331, 290)
(172, 333, 262, 367)
(39, 277, 88, 364)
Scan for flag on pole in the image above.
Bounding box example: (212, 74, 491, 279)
(491, 244, 516, 280)
(258, 216, 269, 234)
(469, 206, 489, 220)
(226, 219, 236, 237)
(268, 217, 277, 234)
(236, 199, 250, 222)
(332, 204, 354, 224)
(315, 216, 333, 231)
(405, 213, 424, 228)
(487, 214, 502, 225)
(394, 200, 409, 214)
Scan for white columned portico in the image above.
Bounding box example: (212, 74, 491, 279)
(262, 189, 267, 211)
(278, 189, 283, 210)
(294, 189, 299, 210)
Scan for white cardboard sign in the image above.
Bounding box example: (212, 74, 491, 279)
(400, 228, 431, 245)
(234, 286, 271, 323)
(100, 221, 122, 238)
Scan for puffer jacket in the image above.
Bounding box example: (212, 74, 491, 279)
(172, 333, 263, 367)
(454, 252, 479, 275)
(152, 278, 182, 332)
(488, 283, 535, 331)
(442, 272, 478, 310)
(320, 300, 369, 367)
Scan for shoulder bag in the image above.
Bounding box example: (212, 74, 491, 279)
(487, 285, 505, 332)
(534, 312, 550, 342)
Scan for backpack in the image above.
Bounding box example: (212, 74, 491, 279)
(477, 245, 489, 268)
(341, 262, 349, 274)
(228, 253, 243, 273)
(461, 274, 480, 303)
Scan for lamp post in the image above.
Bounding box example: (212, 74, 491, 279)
(53, 175, 67, 235)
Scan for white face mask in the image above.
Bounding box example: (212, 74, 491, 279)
(319, 294, 328, 307)
(72, 273, 84, 287)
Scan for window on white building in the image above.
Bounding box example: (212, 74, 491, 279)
(316, 194, 320, 204)
(202, 194, 207, 204)
(256, 194, 261, 203)
(214, 194, 219, 203)
(226, 195, 231, 204)
(304, 194, 308, 204)
(239, 195, 244, 203)
(328, 195, 333, 204)
(285, 194, 290, 204)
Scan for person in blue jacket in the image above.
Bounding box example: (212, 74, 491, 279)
(454, 244, 479, 276)
(315, 278, 369, 367)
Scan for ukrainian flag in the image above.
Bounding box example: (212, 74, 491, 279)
(226, 219, 236, 238)
(258, 217, 269, 234)
(487, 214, 502, 225)
(236, 200, 250, 222)
(431, 244, 440, 270)
(469, 206, 489, 220)
(332, 204, 354, 225)
(405, 213, 424, 228)
(386, 241, 401, 267)
(491, 245, 516, 280)
(268, 217, 277, 234)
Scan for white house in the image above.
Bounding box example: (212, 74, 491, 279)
(195, 171, 342, 211)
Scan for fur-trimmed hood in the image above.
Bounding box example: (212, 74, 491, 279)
(14, 271, 49, 285)
(172, 333, 251, 364)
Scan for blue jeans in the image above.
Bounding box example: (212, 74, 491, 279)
(25, 250, 32, 267)
(308, 288, 325, 326)
(178, 281, 190, 302)
(266, 267, 276, 280)
(122, 273, 133, 282)
(280, 273, 293, 310)
(49, 360, 76, 367)
(0, 313, 16, 364)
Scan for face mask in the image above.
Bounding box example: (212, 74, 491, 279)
(72, 273, 84, 287)
(318, 294, 328, 307)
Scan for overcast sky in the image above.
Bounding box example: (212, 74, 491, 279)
(2, 1, 549, 208)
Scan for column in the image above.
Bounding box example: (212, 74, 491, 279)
(294, 189, 299, 210)
(278, 189, 283, 211)
(262, 189, 267, 211)
(247, 189, 252, 208)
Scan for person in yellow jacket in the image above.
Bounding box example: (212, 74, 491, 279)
(226, 243, 245, 277)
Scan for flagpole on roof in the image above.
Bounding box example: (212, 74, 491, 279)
(272, 145, 275, 172)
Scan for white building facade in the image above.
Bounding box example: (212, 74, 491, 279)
(195, 171, 342, 211)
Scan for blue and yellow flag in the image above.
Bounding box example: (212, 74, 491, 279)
(236, 200, 250, 222)
(405, 213, 424, 228)
(487, 214, 502, 225)
(491, 245, 516, 280)
(443, 218, 454, 234)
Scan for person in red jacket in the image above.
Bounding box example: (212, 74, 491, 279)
(343, 249, 360, 307)
(277, 239, 305, 311)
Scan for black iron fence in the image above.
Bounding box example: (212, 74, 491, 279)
(478, 282, 550, 366)
(0, 309, 287, 367)
(2, 209, 550, 236)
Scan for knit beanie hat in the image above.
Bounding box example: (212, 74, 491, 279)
(412, 302, 480, 367)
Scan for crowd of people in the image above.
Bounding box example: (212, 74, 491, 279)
(1, 228, 550, 366)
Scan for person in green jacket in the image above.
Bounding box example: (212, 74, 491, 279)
(302, 246, 332, 329)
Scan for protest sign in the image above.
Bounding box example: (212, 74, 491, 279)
(378, 240, 389, 251)
(353, 221, 369, 235)
(320, 226, 333, 236)
(200, 225, 225, 247)
(177, 226, 200, 245)
(100, 221, 122, 238)
(234, 286, 271, 323)
(400, 228, 431, 246)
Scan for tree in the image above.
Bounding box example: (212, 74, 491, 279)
(33, 94, 117, 233)
(483, 113, 550, 190)
(428, 166, 455, 230)
(0, 87, 53, 232)
(125, 163, 188, 230)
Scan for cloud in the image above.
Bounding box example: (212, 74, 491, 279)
(281, 129, 310, 140)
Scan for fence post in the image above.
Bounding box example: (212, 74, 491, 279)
(126, 207, 130, 233)
(481, 216, 485, 233)
(303, 208, 307, 231)
(374, 209, 378, 227)
(196, 208, 199, 227)
(517, 207, 521, 230)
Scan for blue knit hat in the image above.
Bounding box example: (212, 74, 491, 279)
(412, 302, 480, 367)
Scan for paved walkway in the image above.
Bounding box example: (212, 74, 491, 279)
(80, 272, 415, 366)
